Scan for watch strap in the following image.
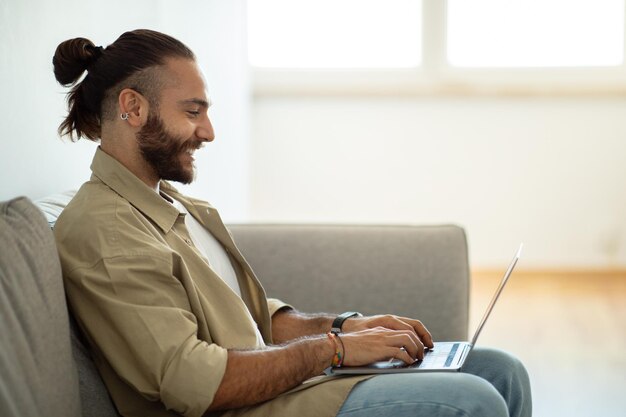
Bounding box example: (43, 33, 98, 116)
(331, 311, 362, 334)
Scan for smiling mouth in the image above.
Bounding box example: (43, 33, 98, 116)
(182, 151, 196, 164)
(182, 143, 204, 158)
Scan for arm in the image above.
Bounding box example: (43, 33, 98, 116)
(209, 326, 425, 411)
(272, 308, 434, 350)
(209, 336, 332, 411)
(271, 307, 334, 343)
(63, 255, 230, 417)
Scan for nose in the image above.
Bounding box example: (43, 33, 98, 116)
(196, 115, 215, 142)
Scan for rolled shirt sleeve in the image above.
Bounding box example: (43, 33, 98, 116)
(266, 298, 293, 318)
(65, 253, 227, 416)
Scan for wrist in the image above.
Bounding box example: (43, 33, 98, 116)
(326, 332, 345, 367)
(310, 334, 338, 371)
(331, 311, 362, 334)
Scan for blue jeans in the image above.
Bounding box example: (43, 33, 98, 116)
(337, 347, 532, 417)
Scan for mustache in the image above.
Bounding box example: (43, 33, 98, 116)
(179, 138, 205, 153)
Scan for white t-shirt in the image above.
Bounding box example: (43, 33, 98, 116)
(173, 200, 240, 296)
(172, 199, 265, 347)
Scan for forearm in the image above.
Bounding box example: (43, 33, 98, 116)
(209, 314, 433, 412)
(271, 308, 334, 344)
(208, 335, 334, 411)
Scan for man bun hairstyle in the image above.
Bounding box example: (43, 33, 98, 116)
(53, 38, 103, 86)
(53, 29, 195, 141)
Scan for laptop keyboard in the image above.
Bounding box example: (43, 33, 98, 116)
(413, 343, 459, 368)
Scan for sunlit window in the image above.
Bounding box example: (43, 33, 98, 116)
(247, 0, 422, 68)
(447, 0, 625, 68)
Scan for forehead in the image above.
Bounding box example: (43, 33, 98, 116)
(159, 58, 209, 103)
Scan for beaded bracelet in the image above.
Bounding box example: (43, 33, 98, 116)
(326, 332, 344, 367)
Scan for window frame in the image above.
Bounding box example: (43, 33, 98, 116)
(250, 0, 626, 96)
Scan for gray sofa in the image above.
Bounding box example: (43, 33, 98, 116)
(0, 195, 469, 417)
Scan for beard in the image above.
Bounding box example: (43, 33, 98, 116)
(136, 113, 203, 184)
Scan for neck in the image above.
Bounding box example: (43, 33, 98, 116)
(100, 140, 160, 192)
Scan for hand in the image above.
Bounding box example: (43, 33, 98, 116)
(337, 326, 424, 365)
(341, 314, 434, 351)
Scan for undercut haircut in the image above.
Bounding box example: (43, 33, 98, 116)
(53, 29, 195, 141)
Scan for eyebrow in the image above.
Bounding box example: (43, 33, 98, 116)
(178, 98, 212, 108)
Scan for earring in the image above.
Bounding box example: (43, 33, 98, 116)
(120, 113, 129, 121)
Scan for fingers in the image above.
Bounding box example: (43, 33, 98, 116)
(390, 346, 417, 365)
(389, 331, 424, 361)
(340, 327, 427, 366)
(409, 319, 434, 349)
(398, 317, 434, 349)
(365, 327, 424, 361)
(374, 315, 435, 349)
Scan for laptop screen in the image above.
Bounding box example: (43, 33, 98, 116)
(470, 243, 523, 346)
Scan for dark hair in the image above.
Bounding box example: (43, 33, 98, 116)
(53, 29, 195, 141)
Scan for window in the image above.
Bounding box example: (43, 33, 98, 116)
(248, 0, 626, 94)
(248, 0, 422, 68)
(447, 0, 624, 68)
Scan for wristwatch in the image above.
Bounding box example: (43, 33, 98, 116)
(331, 311, 363, 334)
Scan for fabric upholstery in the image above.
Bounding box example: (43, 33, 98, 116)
(0, 196, 119, 417)
(0, 197, 81, 417)
(229, 224, 470, 341)
(69, 314, 121, 417)
(36, 190, 76, 228)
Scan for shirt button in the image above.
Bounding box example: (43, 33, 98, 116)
(185, 238, 192, 245)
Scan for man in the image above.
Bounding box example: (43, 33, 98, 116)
(53, 30, 531, 417)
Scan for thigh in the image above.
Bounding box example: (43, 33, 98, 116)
(460, 347, 532, 417)
(461, 346, 527, 379)
(337, 372, 508, 417)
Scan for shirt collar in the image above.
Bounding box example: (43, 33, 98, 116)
(90, 147, 180, 233)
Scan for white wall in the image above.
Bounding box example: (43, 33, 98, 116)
(3, 1, 626, 268)
(0, 0, 250, 221)
(250, 96, 626, 269)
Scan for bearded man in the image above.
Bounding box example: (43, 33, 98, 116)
(52, 29, 531, 417)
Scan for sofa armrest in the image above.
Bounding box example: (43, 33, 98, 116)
(228, 224, 469, 342)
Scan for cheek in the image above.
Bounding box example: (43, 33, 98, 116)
(162, 120, 195, 143)
(174, 119, 197, 139)
(158, 110, 193, 137)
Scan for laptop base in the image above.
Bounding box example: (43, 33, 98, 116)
(331, 342, 471, 375)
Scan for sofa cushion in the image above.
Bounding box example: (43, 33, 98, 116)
(0, 197, 81, 417)
(69, 314, 121, 417)
(36, 190, 76, 228)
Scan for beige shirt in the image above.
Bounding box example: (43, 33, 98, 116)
(54, 148, 364, 417)
(171, 199, 242, 297)
(172, 199, 265, 347)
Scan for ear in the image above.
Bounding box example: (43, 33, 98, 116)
(118, 88, 150, 128)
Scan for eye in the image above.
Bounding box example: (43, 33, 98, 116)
(186, 109, 201, 117)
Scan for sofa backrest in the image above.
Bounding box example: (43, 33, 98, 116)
(0, 197, 119, 417)
(229, 224, 469, 342)
(0, 197, 82, 417)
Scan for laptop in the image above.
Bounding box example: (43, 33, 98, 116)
(331, 243, 523, 374)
